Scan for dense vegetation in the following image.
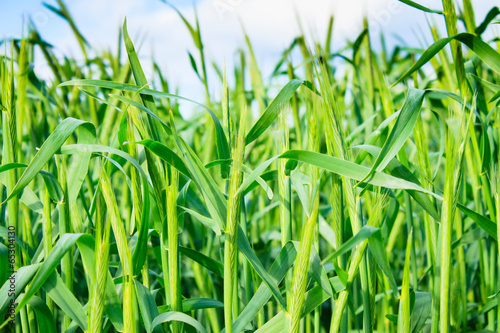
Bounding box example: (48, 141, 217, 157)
(1, 0, 500, 332)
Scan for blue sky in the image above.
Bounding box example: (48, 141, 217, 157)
(1, 1, 497, 101)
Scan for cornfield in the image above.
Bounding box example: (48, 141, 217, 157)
(1, 0, 500, 332)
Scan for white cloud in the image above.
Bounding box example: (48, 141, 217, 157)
(15, 0, 499, 102)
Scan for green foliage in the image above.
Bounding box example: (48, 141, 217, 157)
(1, 1, 500, 332)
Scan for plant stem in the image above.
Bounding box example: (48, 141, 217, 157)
(278, 106, 292, 300)
(56, 155, 73, 332)
(88, 188, 110, 333)
(167, 168, 182, 332)
(99, 168, 136, 333)
(43, 178, 54, 313)
(224, 107, 246, 333)
(441, 0, 466, 91)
